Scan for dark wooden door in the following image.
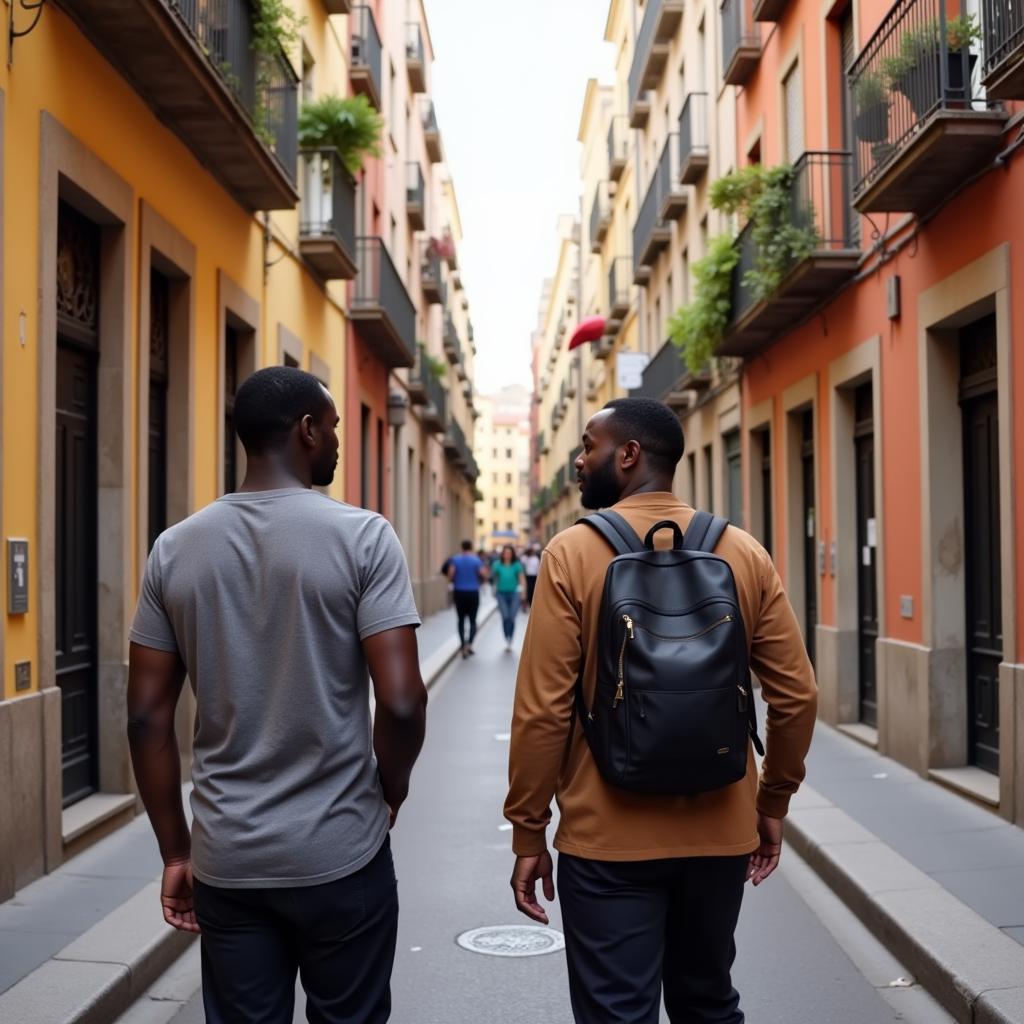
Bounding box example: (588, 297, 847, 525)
(960, 316, 1001, 774)
(854, 384, 878, 726)
(56, 343, 98, 805)
(801, 411, 817, 667)
(760, 428, 772, 558)
(224, 326, 238, 494)
(148, 269, 169, 551)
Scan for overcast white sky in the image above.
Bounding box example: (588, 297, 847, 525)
(425, 0, 614, 393)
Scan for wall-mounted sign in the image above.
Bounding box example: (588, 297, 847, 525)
(616, 352, 651, 392)
(8, 539, 28, 615)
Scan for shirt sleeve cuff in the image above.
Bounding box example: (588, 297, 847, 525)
(756, 789, 792, 819)
(511, 825, 548, 856)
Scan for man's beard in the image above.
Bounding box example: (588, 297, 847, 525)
(580, 451, 623, 510)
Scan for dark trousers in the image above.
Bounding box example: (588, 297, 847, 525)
(454, 590, 480, 646)
(194, 838, 398, 1024)
(526, 575, 538, 605)
(558, 852, 748, 1024)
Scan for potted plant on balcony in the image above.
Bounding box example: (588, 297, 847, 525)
(852, 71, 891, 143)
(882, 14, 980, 119)
(298, 93, 384, 175)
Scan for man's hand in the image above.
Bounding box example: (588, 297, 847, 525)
(510, 851, 555, 924)
(747, 812, 784, 886)
(161, 858, 200, 933)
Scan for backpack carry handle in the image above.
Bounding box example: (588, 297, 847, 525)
(643, 520, 684, 550)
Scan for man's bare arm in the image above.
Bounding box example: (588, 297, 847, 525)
(127, 642, 189, 862)
(365, 625, 427, 823)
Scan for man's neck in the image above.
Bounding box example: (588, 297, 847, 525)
(616, 476, 675, 502)
(237, 454, 309, 493)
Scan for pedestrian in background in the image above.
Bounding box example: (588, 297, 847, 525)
(449, 540, 487, 658)
(127, 367, 427, 1024)
(505, 397, 817, 1024)
(492, 545, 525, 652)
(521, 544, 541, 607)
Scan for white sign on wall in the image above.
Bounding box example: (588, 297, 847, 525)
(616, 352, 651, 391)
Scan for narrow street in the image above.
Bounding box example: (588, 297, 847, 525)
(122, 611, 951, 1024)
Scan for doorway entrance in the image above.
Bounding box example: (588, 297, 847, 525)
(854, 383, 878, 726)
(801, 410, 817, 666)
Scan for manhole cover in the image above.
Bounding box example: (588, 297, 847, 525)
(456, 925, 565, 958)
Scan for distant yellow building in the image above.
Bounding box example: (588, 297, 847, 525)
(473, 387, 531, 551)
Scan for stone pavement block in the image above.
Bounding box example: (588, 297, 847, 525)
(824, 839, 939, 895)
(788, 785, 832, 811)
(977, 986, 1024, 1024)
(930, 865, 1024, 930)
(0, 958, 129, 1024)
(789, 803, 878, 846)
(0, 927, 78, 995)
(880, 822, 1024, 874)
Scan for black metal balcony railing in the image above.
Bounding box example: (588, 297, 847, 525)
(351, 237, 417, 366)
(568, 445, 583, 483)
(589, 184, 610, 253)
(554, 465, 568, 496)
(443, 313, 463, 366)
(657, 133, 686, 219)
(608, 256, 632, 319)
(628, 0, 682, 119)
(351, 6, 383, 109)
(406, 161, 425, 228)
(679, 93, 710, 183)
(423, 100, 443, 161)
(423, 363, 447, 430)
(630, 340, 685, 401)
(848, 0, 989, 199)
(722, 0, 761, 84)
(299, 149, 356, 275)
(608, 116, 629, 179)
(983, 0, 1024, 92)
(730, 152, 856, 323)
(420, 241, 445, 305)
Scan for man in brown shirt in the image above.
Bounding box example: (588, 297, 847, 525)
(504, 398, 817, 1023)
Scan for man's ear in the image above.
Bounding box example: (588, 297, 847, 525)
(299, 413, 317, 449)
(620, 440, 641, 469)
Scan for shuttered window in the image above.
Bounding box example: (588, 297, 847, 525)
(783, 62, 804, 163)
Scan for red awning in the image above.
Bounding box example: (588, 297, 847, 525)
(567, 315, 606, 351)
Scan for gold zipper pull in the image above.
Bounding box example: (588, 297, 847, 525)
(614, 615, 633, 708)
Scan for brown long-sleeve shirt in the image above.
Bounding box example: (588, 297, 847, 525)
(504, 493, 817, 860)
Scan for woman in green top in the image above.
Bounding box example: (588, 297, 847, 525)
(493, 545, 525, 651)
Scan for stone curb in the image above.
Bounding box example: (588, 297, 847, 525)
(0, 610, 497, 1024)
(786, 785, 1024, 1024)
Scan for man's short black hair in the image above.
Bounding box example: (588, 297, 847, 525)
(603, 397, 685, 474)
(461, 540, 474, 551)
(234, 366, 333, 454)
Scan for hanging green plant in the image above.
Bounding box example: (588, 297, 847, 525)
(668, 235, 740, 374)
(426, 353, 449, 382)
(299, 94, 385, 175)
(249, 0, 305, 147)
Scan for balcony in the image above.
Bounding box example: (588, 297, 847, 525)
(554, 465, 569, 497)
(589, 184, 611, 253)
(608, 256, 632, 327)
(56, 0, 299, 210)
(540, 430, 550, 455)
(983, 0, 1024, 96)
(629, 0, 685, 128)
(633, 168, 674, 283)
(568, 445, 583, 484)
(409, 345, 430, 405)
(443, 313, 463, 366)
(444, 418, 478, 480)
(324, 0, 351, 10)
(594, 336, 615, 360)
(722, 0, 761, 86)
(406, 162, 426, 230)
(350, 238, 417, 368)
(629, 339, 711, 408)
(657, 134, 688, 220)
(420, 364, 447, 434)
(848, 0, 1006, 214)
(420, 241, 445, 305)
(423, 101, 443, 163)
(608, 116, 629, 181)
(298, 149, 356, 279)
(719, 152, 861, 358)
(754, 0, 790, 22)
(406, 22, 426, 93)
(350, 5, 383, 111)
(679, 93, 710, 184)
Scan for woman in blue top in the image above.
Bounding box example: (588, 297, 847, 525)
(492, 545, 525, 652)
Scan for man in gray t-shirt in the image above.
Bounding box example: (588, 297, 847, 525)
(127, 367, 427, 1023)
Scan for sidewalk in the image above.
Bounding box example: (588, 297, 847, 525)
(787, 722, 1024, 1024)
(0, 596, 494, 1024)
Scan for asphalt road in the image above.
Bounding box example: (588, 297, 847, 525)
(121, 611, 952, 1024)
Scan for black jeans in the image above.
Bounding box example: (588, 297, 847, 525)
(454, 590, 480, 647)
(526, 575, 538, 605)
(194, 838, 398, 1024)
(558, 852, 748, 1024)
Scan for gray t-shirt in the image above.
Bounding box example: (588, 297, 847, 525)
(129, 488, 420, 889)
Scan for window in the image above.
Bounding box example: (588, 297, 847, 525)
(506, 448, 513, 459)
(492, 447, 498, 458)
(507, 522, 515, 531)
(681, 250, 690, 306)
(783, 61, 805, 163)
(704, 444, 714, 511)
(725, 430, 743, 527)
(492, 497, 498, 509)
(506, 473, 513, 484)
(360, 404, 371, 509)
(506, 497, 513, 510)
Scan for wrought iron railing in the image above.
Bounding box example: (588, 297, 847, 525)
(722, 0, 759, 75)
(424, 365, 447, 423)
(848, 0, 989, 196)
(630, 340, 685, 400)
(608, 256, 632, 315)
(351, 5, 383, 96)
(406, 161, 425, 210)
(633, 171, 663, 275)
(589, 183, 609, 252)
(568, 445, 583, 482)
(420, 240, 446, 305)
(607, 115, 629, 174)
(679, 93, 710, 175)
(729, 152, 855, 322)
(299, 149, 355, 252)
(554, 464, 568, 495)
(629, 0, 665, 113)
(443, 313, 463, 365)
(657, 132, 684, 214)
(168, 0, 297, 179)
(983, 0, 1024, 81)
(352, 237, 416, 351)
(423, 99, 440, 134)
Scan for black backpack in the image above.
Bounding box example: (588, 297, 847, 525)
(575, 509, 764, 795)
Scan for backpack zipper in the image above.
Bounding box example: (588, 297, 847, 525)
(614, 614, 634, 707)
(632, 613, 734, 643)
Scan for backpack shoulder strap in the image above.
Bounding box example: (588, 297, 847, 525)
(683, 509, 729, 552)
(578, 510, 645, 556)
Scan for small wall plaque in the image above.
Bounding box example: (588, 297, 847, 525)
(14, 661, 31, 691)
(900, 595, 914, 619)
(8, 539, 28, 615)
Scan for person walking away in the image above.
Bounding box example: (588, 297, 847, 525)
(449, 540, 486, 657)
(521, 544, 541, 607)
(127, 367, 427, 1024)
(492, 545, 525, 652)
(504, 397, 817, 1024)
